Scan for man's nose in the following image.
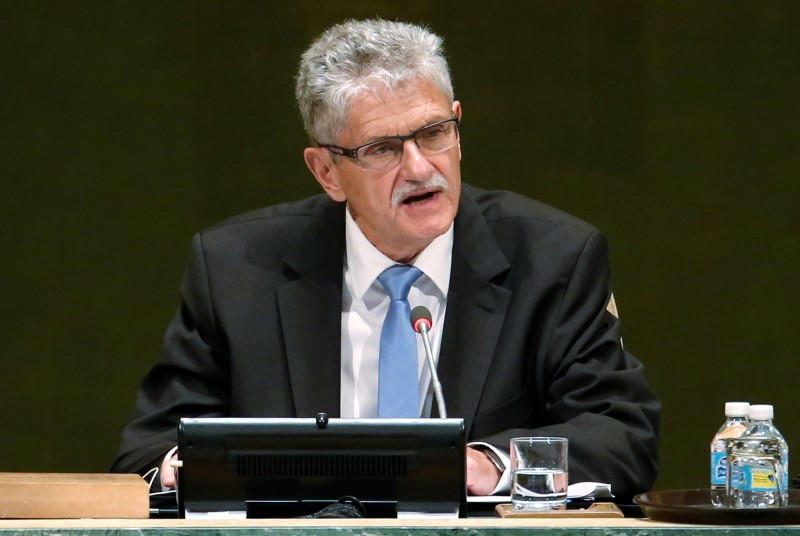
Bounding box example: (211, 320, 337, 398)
(397, 139, 433, 178)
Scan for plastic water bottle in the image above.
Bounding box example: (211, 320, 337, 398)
(729, 404, 789, 508)
(710, 402, 750, 506)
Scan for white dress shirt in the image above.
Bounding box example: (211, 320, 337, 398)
(339, 207, 451, 418)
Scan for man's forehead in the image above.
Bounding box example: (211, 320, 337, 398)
(341, 79, 453, 142)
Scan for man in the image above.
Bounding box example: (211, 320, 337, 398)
(112, 19, 659, 498)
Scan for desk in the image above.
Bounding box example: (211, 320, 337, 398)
(0, 518, 799, 535)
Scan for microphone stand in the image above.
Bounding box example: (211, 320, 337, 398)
(417, 321, 447, 419)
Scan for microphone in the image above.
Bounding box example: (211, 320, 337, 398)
(410, 306, 447, 418)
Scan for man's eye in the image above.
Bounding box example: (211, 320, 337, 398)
(420, 125, 445, 140)
(362, 141, 396, 157)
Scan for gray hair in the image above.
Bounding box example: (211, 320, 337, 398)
(295, 19, 454, 145)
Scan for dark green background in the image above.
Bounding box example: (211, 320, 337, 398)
(2, 1, 798, 492)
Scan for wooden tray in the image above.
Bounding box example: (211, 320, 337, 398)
(496, 502, 624, 518)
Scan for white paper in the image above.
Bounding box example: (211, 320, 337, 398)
(467, 481, 614, 503)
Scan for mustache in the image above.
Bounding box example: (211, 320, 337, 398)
(391, 173, 449, 207)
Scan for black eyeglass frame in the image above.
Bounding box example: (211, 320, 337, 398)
(319, 117, 460, 169)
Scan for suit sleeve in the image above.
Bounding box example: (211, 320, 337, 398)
(111, 232, 231, 475)
(478, 231, 660, 500)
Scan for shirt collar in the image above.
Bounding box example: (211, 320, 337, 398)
(345, 206, 453, 300)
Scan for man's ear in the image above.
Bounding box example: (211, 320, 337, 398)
(452, 100, 463, 160)
(304, 147, 346, 202)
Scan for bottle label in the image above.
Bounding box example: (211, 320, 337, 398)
(783, 454, 789, 489)
(711, 451, 727, 485)
(740, 465, 779, 491)
(731, 463, 744, 487)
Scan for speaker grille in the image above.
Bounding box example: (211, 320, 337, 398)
(236, 453, 408, 478)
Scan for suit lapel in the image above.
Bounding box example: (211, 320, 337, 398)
(437, 189, 511, 436)
(277, 201, 346, 418)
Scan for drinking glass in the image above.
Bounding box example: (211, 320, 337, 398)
(510, 437, 568, 510)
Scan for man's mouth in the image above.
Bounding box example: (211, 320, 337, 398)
(391, 173, 449, 207)
(402, 190, 437, 205)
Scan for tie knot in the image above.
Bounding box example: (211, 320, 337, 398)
(377, 264, 422, 301)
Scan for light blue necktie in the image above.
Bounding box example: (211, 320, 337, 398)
(377, 264, 423, 418)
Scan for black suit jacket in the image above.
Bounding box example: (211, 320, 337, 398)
(112, 184, 660, 498)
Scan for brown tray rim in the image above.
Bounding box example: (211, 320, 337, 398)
(634, 489, 800, 525)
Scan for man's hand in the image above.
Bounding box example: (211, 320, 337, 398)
(466, 446, 501, 496)
(160, 453, 179, 489)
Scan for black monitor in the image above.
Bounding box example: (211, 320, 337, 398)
(176, 415, 466, 518)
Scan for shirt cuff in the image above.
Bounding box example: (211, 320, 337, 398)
(468, 441, 511, 495)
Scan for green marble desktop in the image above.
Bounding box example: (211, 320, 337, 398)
(1, 521, 800, 535)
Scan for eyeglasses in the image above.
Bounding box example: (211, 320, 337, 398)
(320, 117, 460, 172)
